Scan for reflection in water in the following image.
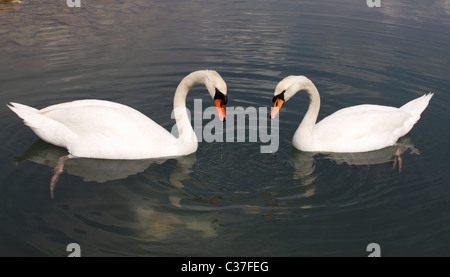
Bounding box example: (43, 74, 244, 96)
(323, 135, 419, 172)
(13, 140, 222, 242)
(289, 135, 419, 179)
(0, 0, 21, 11)
(10, 135, 421, 244)
(13, 139, 196, 197)
(283, 135, 419, 211)
(136, 207, 218, 241)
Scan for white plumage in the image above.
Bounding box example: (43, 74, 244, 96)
(270, 75, 433, 153)
(8, 70, 228, 160)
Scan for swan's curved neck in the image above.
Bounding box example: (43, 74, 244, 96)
(173, 71, 207, 144)
(293, 80, 321, 149)
(300, 82, 321, 130)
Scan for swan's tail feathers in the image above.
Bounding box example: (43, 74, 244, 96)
(7, 102, 74, 149)
(396, 93, 433, 136)
(400, 93, 433, 117)
(7, 102, 40, 126)
(8, 102, 39, 114)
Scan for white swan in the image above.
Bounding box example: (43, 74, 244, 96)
(8, 70, 228, 160)
(270, 75, 433, 153)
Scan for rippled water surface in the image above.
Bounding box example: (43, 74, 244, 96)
(0, 0, 449, 257)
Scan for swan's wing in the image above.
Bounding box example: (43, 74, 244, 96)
(313, 105, 412, 152)
(8, 102, 77, 148)
(40, 99, 140, 114)
(40, 102, 177, 159)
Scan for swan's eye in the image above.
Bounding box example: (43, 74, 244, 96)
(272, 90, 285, 103)
(214, 88, 228, 105)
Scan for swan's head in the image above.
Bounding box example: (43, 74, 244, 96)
(203, 70, 228, 121)
(270, 75, 313, 119)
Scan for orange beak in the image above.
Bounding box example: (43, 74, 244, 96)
(214, 99, 226, 121)
(270, 99, 284, 119)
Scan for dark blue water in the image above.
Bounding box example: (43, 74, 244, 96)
(0, 0, 449, 256)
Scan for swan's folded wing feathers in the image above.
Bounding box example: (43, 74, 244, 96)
(40, 104, 177, 159)
(8, 102, 77, 148)
(313, 105, 411, 152)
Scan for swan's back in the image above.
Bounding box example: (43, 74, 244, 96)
(311, 93, 433, 152)
(9, 100, 178, 159)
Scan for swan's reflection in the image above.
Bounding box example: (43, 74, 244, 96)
(135, 207, 219, 241)
(289, 135, 419, 178)
(324, 136, 419, 168)
(285, 135, 419, 207)
(13, 139, 196, 197)
(13, 140, 222, 241)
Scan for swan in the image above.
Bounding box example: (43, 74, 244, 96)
(8, 69, 228, 160)
(270, 75, 433, 153)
